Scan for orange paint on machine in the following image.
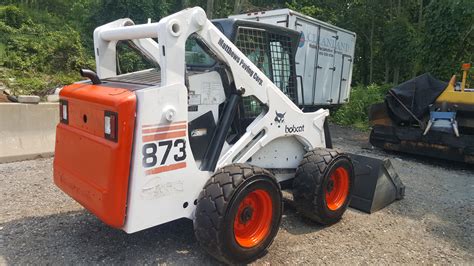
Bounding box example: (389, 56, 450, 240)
(53, 83, 136, 228)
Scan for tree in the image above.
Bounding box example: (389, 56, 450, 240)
(1, 0, 472, 95)
(421, 0, 474, 80)
(383, 17, 417, 84)
(91, 0, 171, 25)
(206, 0, 214, 18)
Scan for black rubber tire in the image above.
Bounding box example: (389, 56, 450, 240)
(292, 148, 354, 225)
(194, 164, 282, 264)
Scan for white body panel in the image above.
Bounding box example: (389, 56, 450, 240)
(92, 7, 329, 233)
(230, 9, 356, 106)
(125, 83, 210, 232)
(249, 136, 306, 169)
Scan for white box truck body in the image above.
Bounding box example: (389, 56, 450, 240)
(230, 9, 356, 107)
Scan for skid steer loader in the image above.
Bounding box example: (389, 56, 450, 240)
(53, 7, 403, 264)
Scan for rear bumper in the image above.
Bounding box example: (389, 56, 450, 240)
(54, 125, 128, 228)
(53, 84, 136, 228)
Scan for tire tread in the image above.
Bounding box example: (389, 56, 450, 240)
(194, 164, 276, 264)
(293, 148, 352, 224)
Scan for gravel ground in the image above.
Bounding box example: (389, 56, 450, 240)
(1, 125, 473, 264)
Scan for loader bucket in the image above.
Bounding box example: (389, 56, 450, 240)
(348, 154, 405, 213)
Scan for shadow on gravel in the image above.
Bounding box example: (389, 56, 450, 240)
(281, 199, 325, 236)
(331, 124, 473, 252)
(1, 210, 218, 264)
(281, 218, 325, 236)
(0, 207, 324, 264)
(377, 148, 473, 171)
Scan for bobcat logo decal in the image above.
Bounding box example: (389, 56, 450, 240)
(274, 111, 286, 128)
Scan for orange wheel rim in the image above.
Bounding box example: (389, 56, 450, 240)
(233, 189, 273, 248)
(325, 166, 349, 211)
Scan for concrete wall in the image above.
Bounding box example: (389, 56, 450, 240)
(0, 103, 58, 163)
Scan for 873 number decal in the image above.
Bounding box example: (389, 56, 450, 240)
(142, 139, 186, 168)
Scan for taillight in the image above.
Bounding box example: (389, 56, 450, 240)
(59, 100, 68, 124)
(104, 111, 118, 142)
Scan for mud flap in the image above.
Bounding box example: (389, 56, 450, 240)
(348, 154, 405, 213)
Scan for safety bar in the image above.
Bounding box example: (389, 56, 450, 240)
(99, 23, 160, 41)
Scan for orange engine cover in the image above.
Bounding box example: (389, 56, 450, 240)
(54, 83, 136, 228)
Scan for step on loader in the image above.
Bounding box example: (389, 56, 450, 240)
(53, 7, 403, 264)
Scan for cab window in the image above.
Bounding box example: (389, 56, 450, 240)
(185, 34, 216, 67)
(235, 27, 271, 78)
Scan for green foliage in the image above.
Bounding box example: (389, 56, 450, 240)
(289, 0, 473, 86)
(0, 42, 5, 61)
(1, 5, 28, 28)
(286, 0, 340, 24)
(212, 1, 234, 19)
(383, 16, 417, 67)
(421, 0, 474, 80)
(1, 69, 80, 96)
(116, 42, 157, 74)
(331, 84, 392, 130)
(3, 25, 90, 71)
(0, 0, 472, 100)
(0, 4, 93, 95)
(91, 0, 171, 25)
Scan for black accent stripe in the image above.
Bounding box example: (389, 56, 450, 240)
(324, 118, 332, 149)
(201, 93, 242, 171)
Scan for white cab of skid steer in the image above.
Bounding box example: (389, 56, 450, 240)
(230, 9, 356, 107)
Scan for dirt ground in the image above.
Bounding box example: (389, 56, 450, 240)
(1, 125, 473, 264)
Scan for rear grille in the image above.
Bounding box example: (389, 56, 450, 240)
(104, 68, 161, 86)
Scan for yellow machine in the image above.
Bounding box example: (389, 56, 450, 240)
(369, 63, 474, 164)
(436, 63, 473, 106)
(431, 63, 473, 137)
